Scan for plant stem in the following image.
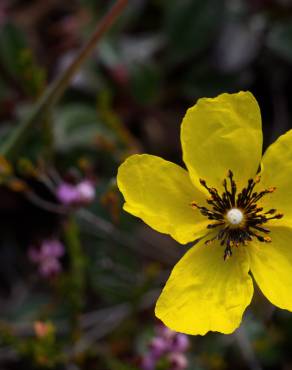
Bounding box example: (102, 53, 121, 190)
(63, 216, 86, 316)
(1, 0, 128, 160)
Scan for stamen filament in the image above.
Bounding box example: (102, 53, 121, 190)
(191, 171, 282, 259)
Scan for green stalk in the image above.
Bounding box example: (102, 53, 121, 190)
(63, 216, 86, 315)
(1, 0, 128, 160)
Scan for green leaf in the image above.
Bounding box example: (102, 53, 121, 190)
(54, 104, 115, 151)
(0, 23, 45, 96)
(267, 21, 292, 63)
(181, 63, 239, 98)
(4, 293, 51, 321)
(129, 63, 161, 105)
(0, 23, 27, 77)
(164, 0, 224, 63)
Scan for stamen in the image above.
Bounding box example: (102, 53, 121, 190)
(265, 209, 276, 214)
(224, 246, 232, 261)
(266, 213, 283, 220)
(191, 171, 282, 259)
(207, 222, 225, 229)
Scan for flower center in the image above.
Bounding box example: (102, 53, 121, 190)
(191, 170, 283, 260)
(226, 208, 243, 225)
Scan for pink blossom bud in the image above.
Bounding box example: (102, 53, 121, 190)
(156, 324, 176, 341)
(75, 180, 95, 204)
(41, 239, 64, 258)
(149, 337, 168, 357)
(141, 354, 156, 370)
(168, 352, 188, 370)
(56, 180, 95, 206)
(172, 334, 190, 352)
(28, 239, 65, 278)
(39, 257, 62, 277)
(56, 183, 79, 205)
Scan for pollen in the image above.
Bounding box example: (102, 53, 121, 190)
(191, 170, 283, 260)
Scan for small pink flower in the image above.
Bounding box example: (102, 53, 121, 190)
(41, 239, 64, 258)
(149, 337, 168, 357)
(75, 180, 95, 204)
(56, 183, 79, 205)
(56, 180, 95, 206)
(141, 354, 156, 370)
(141, 324, 190, 370)
(28, 239, 65, 278)
(156, 324, 176, 341)
(171, 334, 189, 353)
(39, 258, 62, 277)
(168, 352, 188, 370)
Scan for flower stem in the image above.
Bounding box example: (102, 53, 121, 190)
(1, 0, 128, 160)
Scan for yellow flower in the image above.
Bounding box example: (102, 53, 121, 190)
(117, 91, 292, 335)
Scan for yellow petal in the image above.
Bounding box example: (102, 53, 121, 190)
(248, 226, 292, 311)
(181, 91, 262, 191)
(155, 240, 253, 335)
(259, 129, 292, 225)
(117, 154, 209, 244)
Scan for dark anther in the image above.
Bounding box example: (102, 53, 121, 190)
(265, 209, 276, 214)
(224, 246, 232, 261)
(191, 170, 282, 260)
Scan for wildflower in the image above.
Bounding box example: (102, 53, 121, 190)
(117, 91, 292, 335)
(168, 352, 188, 370)
(75, 180, 95, 203)
(28, 239, 65, 277)
(141, 325, 189, 370)
(141, 354, 156, 370)
(150, 336, 169, 357)
(171, 333, 189, 352)
(56, 182, 79, 205)
(56, 180, 95, 206)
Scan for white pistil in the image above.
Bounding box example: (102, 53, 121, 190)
(226, 208, 244, 225)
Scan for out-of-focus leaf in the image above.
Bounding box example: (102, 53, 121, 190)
(164, 0, 223, 63)
(214, 15, 266, 72)
(181, 64, 240, 99)
(0, 125, 13, 147)
(17, 49, 46, 97)
(129, 63, 161, 104)
(0, 23, 27, 77)
(5, 294, 51, 321)
(54, 104, 115, 151)
(105, 356, 140, 370)
(99, 34, 163, 76)
(99, 40, 122, 67)
(266, 21, 292, 63)
(88, 240, 143, 304)
(0, 23, 45, 96)
(119, 35, 164, 64)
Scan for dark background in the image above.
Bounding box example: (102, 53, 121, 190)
(0, 0, 292, 369)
